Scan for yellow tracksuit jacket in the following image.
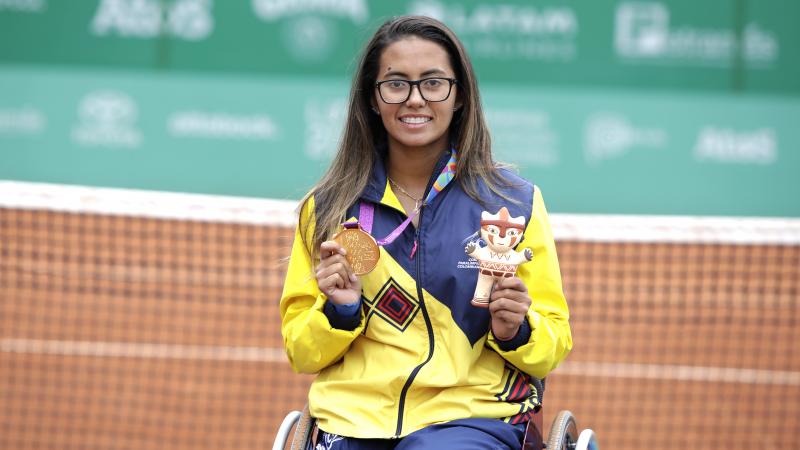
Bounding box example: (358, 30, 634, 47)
(280, 152, 571, 439)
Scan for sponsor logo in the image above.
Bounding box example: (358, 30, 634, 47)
(304, 98, 346, 160)
(615, 2, 778, 67)
(743, 23, 779, 65)
(584, 112, 667, 165)
(168, 111, 278, 140)
(486, 108, 559, 167)
(281, 15, 336, 63)
(0, 106, 46, 134)
(252, 0, 368, 63)
(694, 127, 777, 165)
(409, 1, 578, 62)
(71, 90, 142, 148)
(91, 0, 213, 41)
(0, 0, 46, 12)
(252, 0, 367, 23)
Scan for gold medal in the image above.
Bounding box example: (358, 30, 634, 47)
(333, 224, 380, 275)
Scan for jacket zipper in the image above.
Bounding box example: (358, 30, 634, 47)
(394, 211, 436, 437)
(382, 152, 450, 437)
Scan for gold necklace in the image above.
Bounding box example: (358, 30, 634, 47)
(388, 177, 424, 212)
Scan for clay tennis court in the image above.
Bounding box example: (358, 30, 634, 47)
(1, 205, 798, 449)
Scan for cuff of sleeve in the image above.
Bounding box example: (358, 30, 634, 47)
(323, 299, 362, 331)
(493, 318, 532, 352)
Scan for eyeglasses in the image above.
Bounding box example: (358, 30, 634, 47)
(375, 77, 458, 104)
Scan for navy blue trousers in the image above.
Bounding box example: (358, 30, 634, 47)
(313, 419, 525, 450)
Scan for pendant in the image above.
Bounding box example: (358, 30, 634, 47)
(333, 222, 380, 275)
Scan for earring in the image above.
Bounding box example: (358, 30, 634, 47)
(372, 107, 380, 115)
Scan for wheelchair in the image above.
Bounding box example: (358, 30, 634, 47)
(273, 381, 598, 450)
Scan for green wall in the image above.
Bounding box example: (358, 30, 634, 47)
(1, 0, 798, 216)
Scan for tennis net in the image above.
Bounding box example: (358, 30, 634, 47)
(1, 181, 798, 450)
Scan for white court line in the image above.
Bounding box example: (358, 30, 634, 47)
(0, 338, 287, 363)
(2, 338, 799, 386)
(557, 360, 800, 387)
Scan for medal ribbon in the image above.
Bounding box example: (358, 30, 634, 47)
(360, 150, 457, 246)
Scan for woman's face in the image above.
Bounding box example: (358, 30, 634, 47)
(374, 36, 460, 154)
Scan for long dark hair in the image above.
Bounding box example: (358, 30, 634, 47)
(299, 15, 513, 259)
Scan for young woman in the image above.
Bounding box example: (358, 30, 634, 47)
(280, 16, 572, 450)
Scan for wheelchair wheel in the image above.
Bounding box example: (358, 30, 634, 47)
(290, 405, 315, 450)
(546, 410, 578, 450)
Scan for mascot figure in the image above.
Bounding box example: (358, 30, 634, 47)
(465, 207, 532, 307)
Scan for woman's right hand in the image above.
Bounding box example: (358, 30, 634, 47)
(316, 240, 362, 304)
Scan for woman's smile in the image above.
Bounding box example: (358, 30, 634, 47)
(398, 114, 433, 128)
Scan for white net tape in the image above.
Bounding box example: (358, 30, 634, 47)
(2, 180, 799, 245)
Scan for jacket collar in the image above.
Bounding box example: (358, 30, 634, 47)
(361, 146, 455, 210)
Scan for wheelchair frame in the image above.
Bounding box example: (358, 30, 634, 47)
(273, 406, 598, 450)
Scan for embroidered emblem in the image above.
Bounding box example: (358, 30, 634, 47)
(363, 278, 419, 332)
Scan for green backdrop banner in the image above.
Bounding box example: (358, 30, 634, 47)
(1, 66, 797, 217)
(0, 0, 798, 93)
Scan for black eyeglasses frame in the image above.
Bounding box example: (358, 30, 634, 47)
(374, 77, 458, 104)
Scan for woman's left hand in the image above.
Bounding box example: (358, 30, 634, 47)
(489, 276, 532, 341)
